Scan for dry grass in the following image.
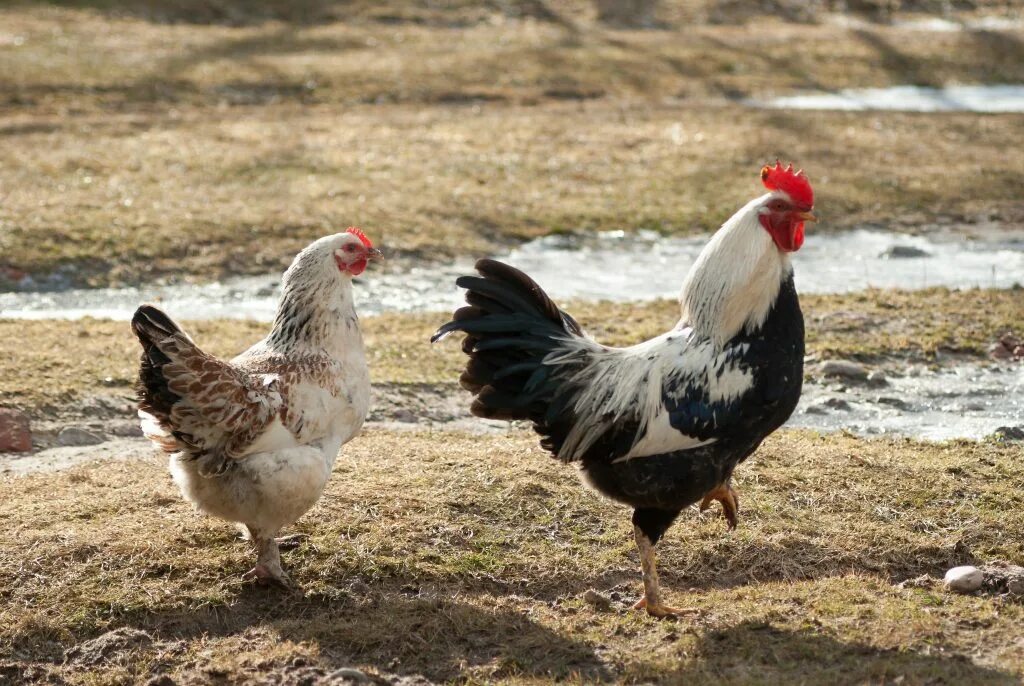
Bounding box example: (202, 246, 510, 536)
(1, 428, 1022, 683)
(1, 287, 1019, 416)
(2, 3, 1024, 286)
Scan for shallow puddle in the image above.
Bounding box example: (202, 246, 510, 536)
(794, 364, 1024, 441)
(754, 85, 1024, 112)
(2, 228, 1022, 321)
(3, 229, 1022, 441)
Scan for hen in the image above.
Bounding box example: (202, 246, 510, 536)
(132, 229, 382, 587)
(432, 164, 813, 616)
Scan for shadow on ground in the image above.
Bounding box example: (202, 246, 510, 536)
(664, 620, 1020, 684)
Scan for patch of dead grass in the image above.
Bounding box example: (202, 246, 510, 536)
(1, 287, 1019, 416)
(1, 5, 1024, 285)
(1, 429, 1022, 683)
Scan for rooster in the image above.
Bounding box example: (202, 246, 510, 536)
(132, 229, 383, 587)
(432, 163, 813, 617)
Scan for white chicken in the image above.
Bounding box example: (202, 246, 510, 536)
(132, 229, 382, 587)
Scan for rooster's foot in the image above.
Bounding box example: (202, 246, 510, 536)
(700, 481, 739, 530)
(631, 596, 699, 619)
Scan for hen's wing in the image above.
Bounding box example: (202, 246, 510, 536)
(132, 305, 292, 472)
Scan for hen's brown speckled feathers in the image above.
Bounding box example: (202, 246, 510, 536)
(132, 304, 284, 471)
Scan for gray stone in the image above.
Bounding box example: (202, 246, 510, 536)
(820, 360, 868, 381)
(879, 245, 931, 259)
(823, 397, 852, 410)
(993, 426, 1024, 442)
(876, 396, 911, 411)
(56, 427, 105, 447)
(944, 565, 984, 593)
(866, 370, 888, 387)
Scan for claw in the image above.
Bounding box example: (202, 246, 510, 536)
(241, 563, 295, 589)
(631, 596, 699, 619)
(700, 481, 739, 530)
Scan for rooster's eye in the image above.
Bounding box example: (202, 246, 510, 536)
(768, 200, 788, 212)
(343, 244, 357, 252)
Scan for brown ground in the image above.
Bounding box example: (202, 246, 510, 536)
(2, 429, 1023, 684)
(2, 1, 1024, 287)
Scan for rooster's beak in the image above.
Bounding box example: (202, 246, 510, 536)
(367, 247, 384, 262)
(797, 211, 818, 222)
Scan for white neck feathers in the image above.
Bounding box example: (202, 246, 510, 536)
(678, 194, 791, 347)
(267, 267, 359, 358)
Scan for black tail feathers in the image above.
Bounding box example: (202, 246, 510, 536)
(132, 304, 184, 425)
(431, 259, 582, 422)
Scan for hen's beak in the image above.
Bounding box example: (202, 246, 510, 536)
(797, 211, 818, 222)
(367, 247, 384, 262)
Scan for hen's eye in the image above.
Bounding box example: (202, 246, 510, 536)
(343, 244, 357, 252)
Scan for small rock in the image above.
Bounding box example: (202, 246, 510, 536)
(349, 580, 371, 596)
(582, 589, 612, 611)
(866, 370, 888, 387)
(944, 565, 984, 594)
(820, 360, 868, 381)
(0, 408, 31, 452)
(823, 397, 852, 410)
(328, 667, 371, 683)
(876, 396, 911, 411)
(56, 427, 105, 447)
(879, 245, 931, 259)
(1007, 576, 1024, 596)
(391, 409, 417, 423)
(992, 426, 1024, 442)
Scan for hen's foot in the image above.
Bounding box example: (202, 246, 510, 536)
(274, 533, 309, 550)
(700, 481, 739, 530)
(242, 563, 297, 591)
(631, 596, 700, 619)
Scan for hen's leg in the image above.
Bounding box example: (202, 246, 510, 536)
(241, 532, 294, 589)
(699, 479, 739, 530)
(274, 533, 309, 550)
(630, 509, 697, 618)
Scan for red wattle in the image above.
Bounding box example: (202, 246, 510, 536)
(791, 222, 805, 251)
(347, 258, 368, 276)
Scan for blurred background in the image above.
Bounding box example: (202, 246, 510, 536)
(1, 0, 1023, 289)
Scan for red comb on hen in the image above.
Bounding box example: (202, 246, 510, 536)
(761, 161, 813, 210)
(346, 227, 373, 248)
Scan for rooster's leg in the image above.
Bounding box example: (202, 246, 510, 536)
(699, 479, 739, 530)
(631, 525, 699, 619)
(242, 536, 295, 589)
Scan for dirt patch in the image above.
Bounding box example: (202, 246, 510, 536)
(64, 627, 157, 668)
